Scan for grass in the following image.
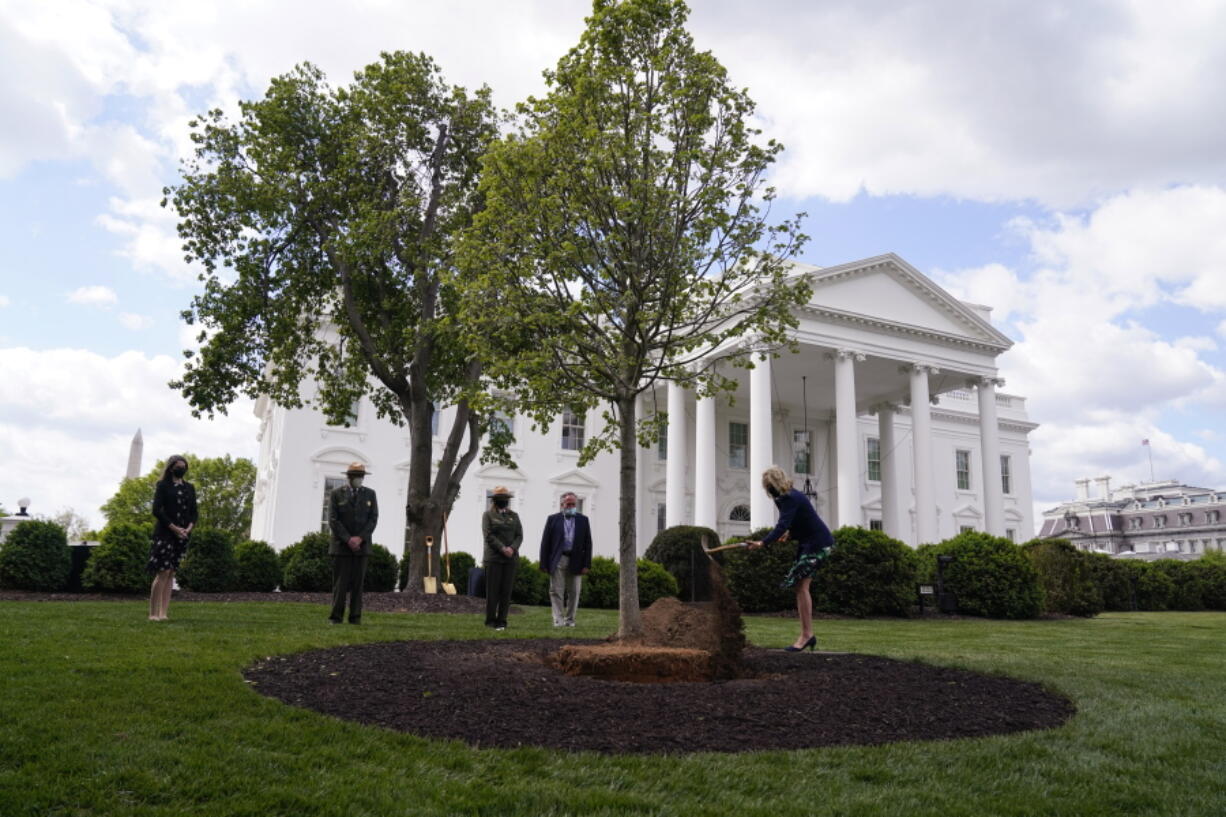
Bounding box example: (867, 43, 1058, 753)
(1, 601, 1224, 817)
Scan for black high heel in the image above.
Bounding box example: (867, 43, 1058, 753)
(784, 636, 817, 653)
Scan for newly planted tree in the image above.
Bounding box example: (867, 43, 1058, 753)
(461, 0, 808, 636)
(168, 52, 500, 591)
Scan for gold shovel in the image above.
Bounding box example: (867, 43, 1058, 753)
(423, 535, 438, 594)
(440, 514, 457, 595)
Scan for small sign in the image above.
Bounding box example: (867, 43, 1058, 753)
(918, 584, 935, 595)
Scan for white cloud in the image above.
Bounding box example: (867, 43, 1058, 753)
(0, 295, 9, 307)
(0, 346, 257, 530)
(118, 312, 154, 330)
(66, 285, 118, 307)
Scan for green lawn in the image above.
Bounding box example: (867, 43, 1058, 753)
(1, 601, 1223, 817)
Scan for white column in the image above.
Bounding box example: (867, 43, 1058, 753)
(878, 404, 901, 539)
(909, 364, 938, 544)
(749, 356, 774, 527)
(665, 381, 688, 528)
(834, 350, 863, 528)
(977, 377, 1005, 536)
(694, 393, 717, 531)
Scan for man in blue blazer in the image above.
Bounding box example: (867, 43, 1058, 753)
(538, 492, 593, 627)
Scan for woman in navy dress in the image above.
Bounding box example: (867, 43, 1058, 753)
(748, 465, 834, 651)
(147, 455, 198, 621)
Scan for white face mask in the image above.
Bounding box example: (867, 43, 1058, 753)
(349, 476, 364, 489)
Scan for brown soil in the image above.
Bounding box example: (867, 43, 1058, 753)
(242, 638, 1075, 754)
(0, 590, 492, 615)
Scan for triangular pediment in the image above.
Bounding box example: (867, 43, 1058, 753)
(796, 254, 1012, 349)
(548, 468, 601, 488)
(475, 464, 526, 482)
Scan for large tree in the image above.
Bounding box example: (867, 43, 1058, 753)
(460, 0, 809, 636)
(168, 53, 500, 589)
(101, 454, 256, 542)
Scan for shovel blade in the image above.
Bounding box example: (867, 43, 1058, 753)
(441, 582, 456, 595)
(423, 577, 438, 594)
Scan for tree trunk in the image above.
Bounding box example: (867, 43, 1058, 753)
(616, 393, 642, 639)
(403, 396, 438, 594)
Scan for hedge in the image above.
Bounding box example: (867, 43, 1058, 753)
(177, 528, 237, 592)
(720, 527, 796, 613)
(1023, 538, 1103, 617)
(815, 527, 919, 617)
(644, 525, 722, 601)
(0, 520, 70, 591)
(1085, 552, 1136, 611)
(512, 555, 549, 605)
(1150, 559, 1206, 611)
(233, 540, 281, 592)
(920, 531, 1043, 619)
(444, 551, 476, 595)
(365, 544, 398, 592)
(281, 531, 332, 592)
(1122, 560, 1175, 611)
(578, 556, 678, 609)
(82, 523, 153, 594)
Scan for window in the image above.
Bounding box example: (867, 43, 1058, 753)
(960, 525, 975, 534)
(955, 450, 971, 491)
(728, 422, 748, 469)
(431, 408, 440, 436)
(866, 437, 881, 482)
(320, 476, 347, 532)
(561, 409, 585, 451)
(1005, 528, 1016, 542)
(1208, 510, 1221, 524)
(729, 504, 751, 522)
(658, 418, 667, 460)
(793, 429, 811, 475)
(1155, 515, 1167, 529)
(1000, 455, 1012, 495)
(1179, 512, 1193, 527)
(488, 411, 514, 440)
(326, 399, 360, 427)
(869, 519, 883, 531)
(657, 503, 667, 533)
(1129, 517, 1143, 530)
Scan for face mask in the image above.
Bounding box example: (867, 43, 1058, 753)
(563, 507, 577, 517)
(172, 465, 187, 478)
(493, 497, 509, 509)
(349, 476, 364, 489)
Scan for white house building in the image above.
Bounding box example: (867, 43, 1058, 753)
(250, 253, 1037, 559)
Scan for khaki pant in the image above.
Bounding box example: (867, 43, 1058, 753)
(549, 553, 583, 626)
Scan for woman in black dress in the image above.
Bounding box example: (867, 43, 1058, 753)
(147, 455, 198, 621)
(747, 465, 834, 651)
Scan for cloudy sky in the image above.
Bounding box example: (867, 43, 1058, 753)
(2, 0, 1225, 532)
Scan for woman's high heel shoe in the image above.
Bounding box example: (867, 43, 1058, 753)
(784, 636, 817, 653)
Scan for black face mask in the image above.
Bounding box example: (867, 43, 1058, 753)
(493, 497, 509, 509)
(172, 465, 187, 478)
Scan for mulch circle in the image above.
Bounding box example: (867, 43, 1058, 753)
(242, 638, 1075, 754)
(0, 590, 492, 615)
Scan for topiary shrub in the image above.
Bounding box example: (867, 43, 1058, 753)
(815, 527, 918, 617)
(1120, 560, 1174, 611)
(233, 540, 281, 592)
(1085, 552, 1135, 611)
(444, 551, 476, 595)
(1023, 538, 1103, 617)
(364, 544, 398, 592)
(0, 520, 70, 591)
(579, 556, 619, 609)
(1150, 559, 1206, 611)
(281, 531, 332, 592)
(511, 555, 548, 605)
(636, 558, 679, 606)
(920, 531, 1043, 619)
(644, 525, 722, 601)
(721, 527, 797, 613)
(82, 523, 153, 594)
(177, 528, 237, 592)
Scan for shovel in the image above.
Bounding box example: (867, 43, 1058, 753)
(440, 514, 457, 595)
(423, 535, 438, 594)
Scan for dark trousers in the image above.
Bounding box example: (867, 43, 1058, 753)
(484, 559, 517, 627)
(331, 555, 368, 623)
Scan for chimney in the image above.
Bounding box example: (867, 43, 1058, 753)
(1075, 478, 1090, 502)
(1094, 476, 1111, 501)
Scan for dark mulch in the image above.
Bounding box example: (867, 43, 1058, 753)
(0, 590, 491, 615)
(243, 638, 1075, 754)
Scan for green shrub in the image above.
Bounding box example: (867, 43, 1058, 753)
(1121, 560, 1174, 611)
(721, 527, 797, 613)
(82, 523, 152, 594)
(1023, 538, 1103, 617)
(177, 528, 237, 592)
(920, 531, 1043, 619)
(1191, 553, 1226, 610)
(0, 520, 70, 591)
(636, 558, 679, 606)
(364, 544, 398, 592)
(1086, 552, 1135, 611)
(281, 531, 333, 592)
(579, 556, 619, 609)
(815, 527, 918, 617)
(1150, 559, 1205, 611)
(233, 540, 281, 592)
(444, 551, 477, 595)
(511, 555, 548, 605)
(644, 525, 722, 601)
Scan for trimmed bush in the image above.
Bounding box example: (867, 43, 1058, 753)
(721, 527, 797, 613)
(444, 551, 476, 595)
(233, 540, 281, 592)
(1150, 560, 1205, 611)
(82, 523, 153, 594)
(921, 531, 1043, 619)
(281, 531, 333, 592)
(579, 556, 619, 609)
(1122, 560, 1174, 611)
(1024, 539, 1103, 617)
(365, 544, 398, 592)
(1191, 553, 1226, 610)
(1086, 552, 1135, 611)
(815, 527, 918, 617)
(177, 528, 237, 592)
(511, 555, 548, 605)
(644, 525, 722, 601)
(0, 520, 70, 591)
(636, 558, 679, 606)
